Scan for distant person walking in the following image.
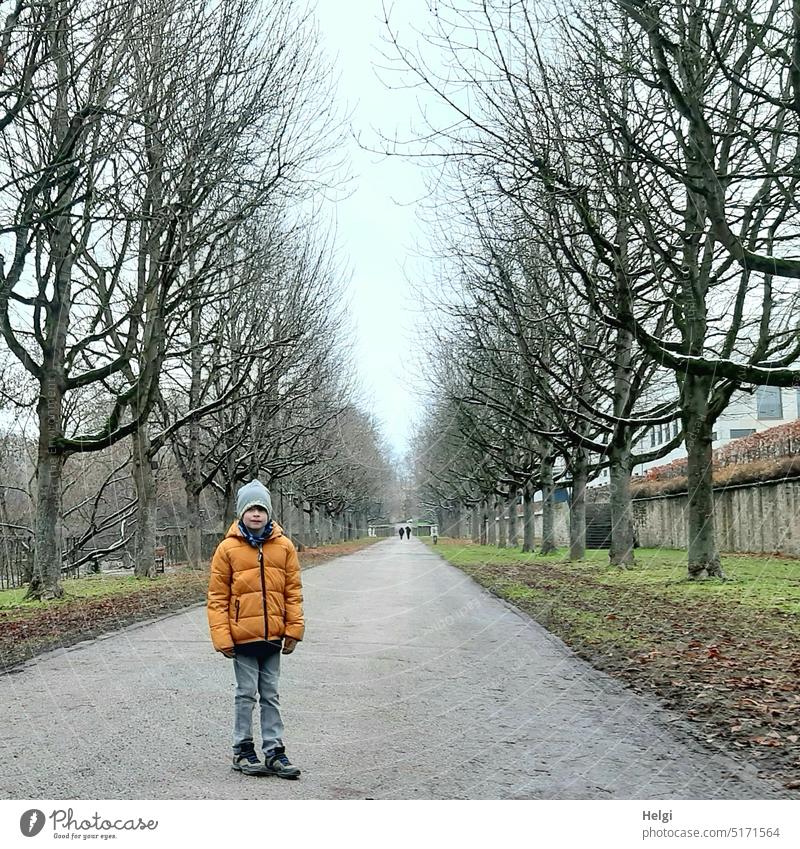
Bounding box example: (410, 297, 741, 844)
(405, 526, 412, 539)
(398, 527, 405, 540)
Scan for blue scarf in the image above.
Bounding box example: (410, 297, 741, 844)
(238, 519, 273, 548)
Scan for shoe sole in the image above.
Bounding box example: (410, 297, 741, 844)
(232, 765, 269, 776)
(263, 768, 301, 780)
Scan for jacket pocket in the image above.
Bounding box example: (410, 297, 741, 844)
(234, 599, 241, 623)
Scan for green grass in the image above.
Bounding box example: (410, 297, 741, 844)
(431, 540, 800, 616)
(0, 575, 151, 610)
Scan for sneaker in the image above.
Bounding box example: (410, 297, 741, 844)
(232, 747, 269, 776)
(264, 746, 301, 780)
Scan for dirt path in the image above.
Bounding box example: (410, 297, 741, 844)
(0, 539, 787, 799)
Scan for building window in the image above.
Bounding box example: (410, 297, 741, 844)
(730, 428, 756, 439)
(756, 385, 783, 419)
(650, 429, 655, 447)
(672, 420, 679, 438)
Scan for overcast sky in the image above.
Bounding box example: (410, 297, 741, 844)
(313, 0, 433, 458)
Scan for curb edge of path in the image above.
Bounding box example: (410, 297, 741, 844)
(0, 600, 209, 677)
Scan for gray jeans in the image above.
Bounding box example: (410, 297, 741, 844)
(232, 650, 283, 755)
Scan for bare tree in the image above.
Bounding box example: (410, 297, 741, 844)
(389, 0, 800, 578)
(0, 0, 344, 595)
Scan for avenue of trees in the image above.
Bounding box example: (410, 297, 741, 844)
(395, 0, 800, 578)
(0, 0, 392, 597)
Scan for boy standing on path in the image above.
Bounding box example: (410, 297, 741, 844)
(207, 480, 304, 779)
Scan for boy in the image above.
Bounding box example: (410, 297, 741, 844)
(207, 479, 304, 779)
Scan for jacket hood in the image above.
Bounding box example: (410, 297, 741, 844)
(226, 520, 284, 541)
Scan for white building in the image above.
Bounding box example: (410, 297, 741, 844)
(631, 385, 800, 478)
(585, 384, 800, 487)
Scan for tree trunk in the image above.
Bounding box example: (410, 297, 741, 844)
(569, 449, 588, 561)
(522, 481, 535, 552)
(222, 480, 236, 533)
(497, 495, 507, 547)
(470, 502, 480, 543)
(608, 437, 635, 568)
(30, 450, 65, 599)
(132, 429, 157, 579)
(609, 238, 636, 568)
(28, 378, 66, 600)
(540, 455, 557, 555)
(450, 504, 461, 538)
(26, 23, 75, 600)
(283, 495, 294, 537)
(359, 509, 367, 539)
(309, 503, 318, 545)
(186, 290, 203, 570)
(185, 485, 203, 569)
(488, 496, 497, 545)
(295, 496, 304, 538)
(684, 379, 724, 578)
(506, 488, 518, 548)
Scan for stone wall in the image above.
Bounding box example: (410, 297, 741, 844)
(632, 479, 800, 555)
(532, 501, 571, 546)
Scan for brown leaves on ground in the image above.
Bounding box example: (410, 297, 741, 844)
(0, 572, 209, 671)
(460, 559, 800, 794)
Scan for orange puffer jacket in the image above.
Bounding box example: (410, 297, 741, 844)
(207, 521, 304, 652)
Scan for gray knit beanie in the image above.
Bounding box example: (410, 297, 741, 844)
(236, 479, 273, 521)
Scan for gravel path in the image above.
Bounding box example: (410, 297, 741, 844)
(0, 538, 786, 799)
